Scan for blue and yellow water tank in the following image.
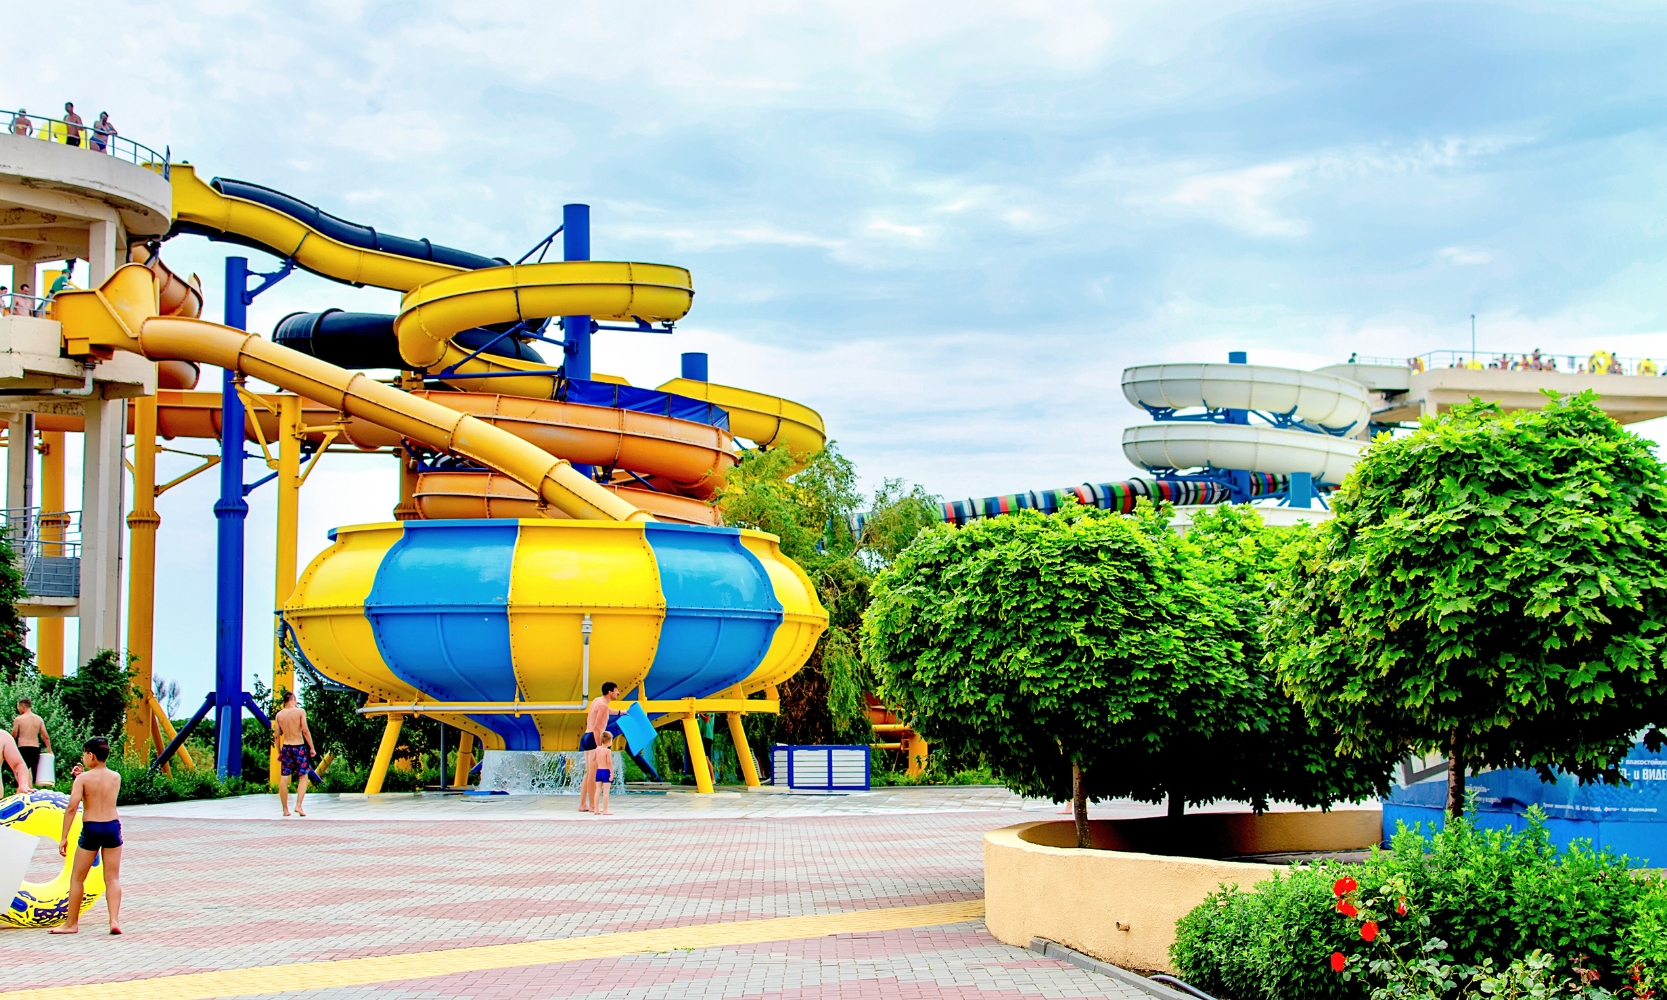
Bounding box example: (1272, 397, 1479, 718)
(283, 519, 825, 751)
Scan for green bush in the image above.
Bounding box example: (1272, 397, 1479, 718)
(42, 649, 136, 739)
(110, 758, 235, 806)
(1618, 881, 1667, 993)
(0, 536, 31, 683)
(1171, 812, 1663, 999)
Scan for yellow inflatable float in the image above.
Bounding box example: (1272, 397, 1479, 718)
(0, 791, 105, 927)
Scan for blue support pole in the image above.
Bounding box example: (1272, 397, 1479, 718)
(562, 203, 591, 381)
(680, 352, 708, 382)
(1224, 351, 1253, 503)
(215, 257, 252, 778)
(562, 204, 596, 480)
(1287, 471, 1313, 509)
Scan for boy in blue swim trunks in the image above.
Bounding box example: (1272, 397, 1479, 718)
(589, 738, 614, 815)
(52, 737, 123, 935)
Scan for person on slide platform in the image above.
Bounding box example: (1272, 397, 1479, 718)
(578, 681, 621, 813)
(53, 737, 122, 935)
(274, 691, 317, 817)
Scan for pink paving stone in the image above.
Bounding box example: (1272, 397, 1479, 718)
(4, 804, 1151, 999)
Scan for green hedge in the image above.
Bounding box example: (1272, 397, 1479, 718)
(1171, 812, 1666, 999)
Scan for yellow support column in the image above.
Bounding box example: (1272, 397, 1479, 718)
(394, 446, 419, 520)
(269, 395, 302, 786)
(149, 692, 195, 771)
(453, 731, 474, 787)
(681, 714, 715, 794)
(725, 712, 761, 788)
(906, 732, 930, 777)
(365, 714, 405, 794)
(123, 395, 160, 761)
(35, 431, 65, 677)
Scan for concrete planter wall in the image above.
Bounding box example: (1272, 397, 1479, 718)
(984, 810, 1381, 973)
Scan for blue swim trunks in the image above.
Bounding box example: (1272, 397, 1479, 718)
(279, 743, 311, 777)
(79, 819, 122, 851)
(594, 768, 611, 783)
(578, 733, 597, 752)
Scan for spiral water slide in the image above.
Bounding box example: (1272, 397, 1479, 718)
(1120, 363, 1370, 483)
(55, 168, 831, 753)
(60, 263, 826, 752)
(168, 167, 827, 458)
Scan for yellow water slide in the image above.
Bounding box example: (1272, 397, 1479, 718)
(168, 166, 828, 456)
(56, 266, 647, 523)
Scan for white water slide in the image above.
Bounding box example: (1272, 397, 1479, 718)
(1120, 364, 1371, 482)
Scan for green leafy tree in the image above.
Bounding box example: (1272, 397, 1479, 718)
(0, 532, 33, 682)
(718, 443, 936, 745)
(44, 648, 136, 739)
(1269, 392, 1667, 817)
(863, 502, 1259, 846)
(863, 501, 1394, 847)
(1179, 505, 1399, 811)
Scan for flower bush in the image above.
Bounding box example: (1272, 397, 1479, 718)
(1171, 811, 1664, 999)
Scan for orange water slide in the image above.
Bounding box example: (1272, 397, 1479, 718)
(127, 242, 206, 390)
(37, 389, 736, 498)
(412, 470, 717, 526)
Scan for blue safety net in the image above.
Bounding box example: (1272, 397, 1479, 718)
(560, 379, 730, 432)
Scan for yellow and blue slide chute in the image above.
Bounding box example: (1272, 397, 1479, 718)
(284, 519, 826, 752)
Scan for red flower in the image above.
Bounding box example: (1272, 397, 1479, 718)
(1396, 899, 1408, 916)
(1361, 921, 1379, 942)
(1332, 876, 1358, 897)
(1337, 900, 1358, 918)
(1330, 951, 1347, 972)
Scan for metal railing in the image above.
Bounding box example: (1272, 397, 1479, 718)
(0, 291, 52, 318)
(1, 507, 82, 599)
(4, 109, 166, 169)
(1344, 350, 1666, 377)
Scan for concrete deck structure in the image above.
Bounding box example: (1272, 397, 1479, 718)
(0, 131, 171, 659)
(1317, 362, 1667, 426)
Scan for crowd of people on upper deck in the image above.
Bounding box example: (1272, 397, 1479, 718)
(8, 102, 117, 152)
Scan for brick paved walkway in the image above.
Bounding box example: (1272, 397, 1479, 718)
(240, 924, 1151, 999)
(0, 790, 1158, 998)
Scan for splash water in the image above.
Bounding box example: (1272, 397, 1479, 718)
(476, 750, 628, 795)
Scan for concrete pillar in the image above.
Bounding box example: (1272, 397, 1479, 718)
(78, 396, 126, 664)
(6, 413, 33, 511)
(88, 219, 117, 284)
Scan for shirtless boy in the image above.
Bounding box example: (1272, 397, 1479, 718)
(11, 697, 50, 783)
(273, 691, 316, 817)
(589, 738, 614, 815)
(0, 729, 32, 795)
(577, 682, 620, 813)
(53, 737, 122, 935)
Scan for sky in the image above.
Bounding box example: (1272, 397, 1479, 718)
(5, 0, 1667, 700)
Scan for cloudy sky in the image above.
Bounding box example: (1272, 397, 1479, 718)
(7, 1, 1667, 697)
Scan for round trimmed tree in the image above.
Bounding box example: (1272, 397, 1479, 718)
(862, 502, 1393, 846)
(1269, 391, 1667, 816)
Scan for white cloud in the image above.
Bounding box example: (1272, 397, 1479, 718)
(1439, 246, 1493, 265)
(1167, 160, 1310, 237)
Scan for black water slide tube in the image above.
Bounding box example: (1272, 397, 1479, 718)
(168, 176, 510, 282)
(273, 310, 545, 371)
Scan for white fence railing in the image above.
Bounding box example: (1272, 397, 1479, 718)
(5, 110, 166, 169)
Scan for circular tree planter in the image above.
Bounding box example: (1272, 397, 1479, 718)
(984, 809, 1381, 972)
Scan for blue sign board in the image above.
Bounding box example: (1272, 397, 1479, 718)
(1382, 742, 1667, 866)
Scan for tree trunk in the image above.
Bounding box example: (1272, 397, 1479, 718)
(1445, 736, 1466, 820)
(1168, 791, 1185, 820)
(1072, 761, 1091, 849)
